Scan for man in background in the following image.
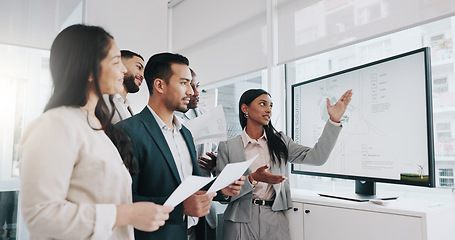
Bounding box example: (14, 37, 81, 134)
(174, 69, 217, 177)
(105, 50, 145, 123)
(174, 69, 222, 239)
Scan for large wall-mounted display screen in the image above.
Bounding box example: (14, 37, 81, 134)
(292, 47, 435, 189)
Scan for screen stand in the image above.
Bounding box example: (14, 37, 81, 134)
(356, 180, 376, 195)
(318, 181, 399, 202)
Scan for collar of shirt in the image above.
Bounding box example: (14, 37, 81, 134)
(114, 93, 131, 106)
(173, 111, 186, 122)
(147, 105, 182, 132)
(241, 128, 268, 148)
(185, 108, 200, 119)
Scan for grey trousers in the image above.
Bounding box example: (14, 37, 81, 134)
(223, 204, 291, 240)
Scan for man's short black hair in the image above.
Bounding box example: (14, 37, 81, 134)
(121, 50, 144, 61)
(144, 52, 189, 95)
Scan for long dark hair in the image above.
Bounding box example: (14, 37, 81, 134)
(239, 89, 289, 166)
(45, 24, 136, 174)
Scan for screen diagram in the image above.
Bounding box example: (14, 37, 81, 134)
(293, 51, 431, 183)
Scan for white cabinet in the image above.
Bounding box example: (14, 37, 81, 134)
(301, 203, 422, 240)
(287, 189, 455, 240)
(284, 202, 304, 240)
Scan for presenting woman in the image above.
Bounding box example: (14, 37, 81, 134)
(216, 88, 352, 240)
(19, 24, 173, 239)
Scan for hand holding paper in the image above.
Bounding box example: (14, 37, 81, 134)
(220, 175, 245, 197)
(163, 176, 213, 207)
(207, 155, 258, 193)
(183, 190, 216, 217)
(163, 155, 257, 208)
(198, 152, 217, 172)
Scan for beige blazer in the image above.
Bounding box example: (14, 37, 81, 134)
(20, 106, 133, 239)
(216, 121, 341, 223)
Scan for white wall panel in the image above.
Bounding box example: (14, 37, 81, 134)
(86, 0, 169, 112)
(172, 0, 267, 85)
(0, 0, 83, 49)
(85, 0, 168, 60)
(277, 0, 455, 65)
(178, 14, 267, 86)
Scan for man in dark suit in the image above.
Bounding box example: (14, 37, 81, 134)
(117, 52, 244, 240)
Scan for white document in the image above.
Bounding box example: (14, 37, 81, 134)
(163, 175, 214, 207)
(184, 105, 227, 145)
(207, 155, 258, 193)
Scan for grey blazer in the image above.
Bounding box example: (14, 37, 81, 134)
(216, 121, 341, 223)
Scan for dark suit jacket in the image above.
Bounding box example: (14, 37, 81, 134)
(116, 107, 206, 240)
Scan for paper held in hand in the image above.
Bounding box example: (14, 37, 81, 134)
(184, 105, 227, 145)
(163, 175, 214, 207)
(207, 154, 258, 193)
(163, 154, 258, 207)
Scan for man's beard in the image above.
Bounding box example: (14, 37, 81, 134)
(165, 97, 189, 113)
(124, 74, 140, 93)
(187, 97, 198, 110)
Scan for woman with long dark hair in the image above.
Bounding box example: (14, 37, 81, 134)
(216, 88, 352, 240)
(19, 24, 173, 239)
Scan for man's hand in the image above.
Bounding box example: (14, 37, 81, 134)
(327, 89, 353, 123)
(183, 190, 216, 217)
(198, 152, 216, 171)
(221, 176, 245, 196)
(251, 165, 286, 184)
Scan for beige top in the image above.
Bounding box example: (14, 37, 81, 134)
(20, 106, 133, 240)
(241, 129, 275, 200)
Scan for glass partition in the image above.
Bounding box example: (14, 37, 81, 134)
(0, 43, 52, 240)
(0, 191, 18, 240)
(0, 1, 84, 237)
(200, 70, 267, 138)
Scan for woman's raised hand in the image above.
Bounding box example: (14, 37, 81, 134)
(327, 89, 353, 123)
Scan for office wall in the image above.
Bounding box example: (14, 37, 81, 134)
(85, 0, 168, 60)
(0, 0, 169, 58)
(85, 0, 169, 112)
(172, 0, 268, 86)
(0, 0, 83, 49)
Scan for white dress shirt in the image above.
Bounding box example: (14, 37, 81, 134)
(147, 106, 198, 228)
(103, 94, 134, 124)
